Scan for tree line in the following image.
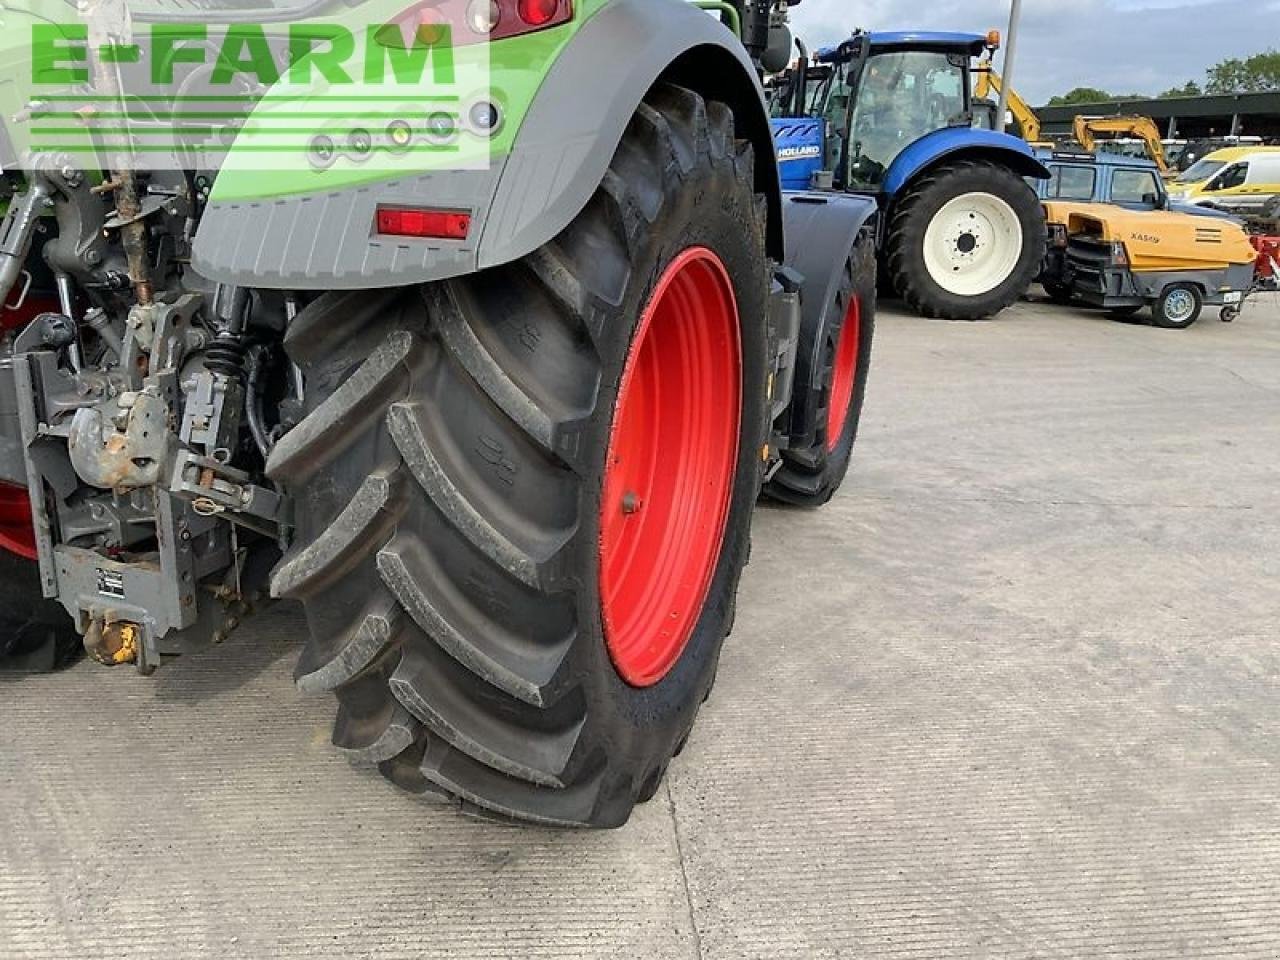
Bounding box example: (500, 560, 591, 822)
(1047, 49, 1280, 106)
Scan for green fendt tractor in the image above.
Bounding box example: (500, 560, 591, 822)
(0, 0, 878, 827)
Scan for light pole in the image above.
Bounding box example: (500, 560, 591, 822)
(996, 0, 1023, 133)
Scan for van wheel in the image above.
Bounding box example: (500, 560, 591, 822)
(1152, 284, 1203, 329)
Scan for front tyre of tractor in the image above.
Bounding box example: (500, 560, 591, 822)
(765, 236, 877, 507)
(267, 84, 770, 828)
(887, 160, 1046, 321)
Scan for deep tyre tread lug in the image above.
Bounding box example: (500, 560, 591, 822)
(283, 289, 401, 366)
(388, 402, 570, 590)
(294, 595, 403, 694)
(706, 101, 734, 158)
(425, 285, 562, 455)
(416, 735, 610, 829)
(333, 702, 420, 764)
(379, 734, 457, 804)
(268, 331, 422, 485)
(599, 170, 648, 256)
(389, 650, 585, 789)
(647, 85, 707, 168)
(271, 469, 407, 600)
(632, 102, 687, 177)
(376, 537, 573, 709)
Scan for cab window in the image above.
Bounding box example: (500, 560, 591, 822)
(1207, 163, 1248, 191)
(846, 51, 967, 188)
(1047, 165, 1096, 200)
(1111, 169, 1161, 206)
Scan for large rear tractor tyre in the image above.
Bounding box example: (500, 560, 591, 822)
(0, 551, 81, 673)
(886, 160, 1046, 320)
(267, 84, 770, 828)
(764, 235, 876, 507)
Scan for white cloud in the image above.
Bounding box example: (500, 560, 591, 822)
(787, 0, 1262, 104)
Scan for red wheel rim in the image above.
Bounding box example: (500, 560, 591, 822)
(0, 482, 37, 561)
(599, 247, 742, 688)
(826, 295, 861, 452)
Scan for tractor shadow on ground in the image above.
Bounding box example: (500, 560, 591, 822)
(149, 601, 304, 704)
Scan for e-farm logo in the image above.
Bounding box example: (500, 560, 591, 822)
(21, 18, 495, 172)
(31, 23, 457, 88)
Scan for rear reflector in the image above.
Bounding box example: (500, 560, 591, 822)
(375, 207, 471, 240)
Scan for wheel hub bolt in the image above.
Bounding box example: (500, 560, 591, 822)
(621, 491, 642, 515)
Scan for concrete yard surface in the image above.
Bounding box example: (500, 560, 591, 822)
(3, 290, 1279, 959)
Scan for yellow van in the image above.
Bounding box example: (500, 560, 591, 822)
(1170, 147, 1280, 215)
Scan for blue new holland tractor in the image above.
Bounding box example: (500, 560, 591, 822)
(771, 29, 1051, 320)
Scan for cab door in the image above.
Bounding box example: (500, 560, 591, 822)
(1234, 160, 1280, 214)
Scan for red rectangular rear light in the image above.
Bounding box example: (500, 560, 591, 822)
(375, 206, 471, 240)
(383, 0, 574, 47)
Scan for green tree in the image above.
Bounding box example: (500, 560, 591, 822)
(1047, 86, 1112, 107)
(1205, 49, 1280, 94)
(1159, 80, 1202, 98)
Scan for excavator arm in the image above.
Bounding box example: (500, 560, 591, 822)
(1073, 116, 1172, 178)
(973, 66, 1047, 146)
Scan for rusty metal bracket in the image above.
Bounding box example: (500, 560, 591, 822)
(67, 387, 174, 490)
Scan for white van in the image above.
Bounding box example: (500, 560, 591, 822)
(1173, 149, 1280, 216)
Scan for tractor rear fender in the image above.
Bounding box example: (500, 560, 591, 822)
(780, 190, 877, 447)
(482, 0, 784, 268)
(881, 128, 1050, 200)
(193, 0, 782, 288)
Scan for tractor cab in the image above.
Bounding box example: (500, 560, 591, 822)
(771, 24, 1050, 320)
(774, 31, 996, 193)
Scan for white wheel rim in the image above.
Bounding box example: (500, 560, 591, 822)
(921, 192, 1024, 297)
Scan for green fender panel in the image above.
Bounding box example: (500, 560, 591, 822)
(192, 0, 781, 289)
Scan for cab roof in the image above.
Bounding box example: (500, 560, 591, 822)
(867, 31, 988, 55)
(816, 31, 988, 63)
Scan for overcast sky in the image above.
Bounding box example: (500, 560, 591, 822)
(788, 0, 1272, 106)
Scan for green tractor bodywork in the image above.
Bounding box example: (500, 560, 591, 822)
(197, 0, 784, 288)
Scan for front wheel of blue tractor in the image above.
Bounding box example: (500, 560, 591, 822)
(886, 160, 1046, 321)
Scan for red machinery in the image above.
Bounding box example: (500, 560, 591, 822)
(0, 293, 59, 559)
(1251, 235, 1280, 287)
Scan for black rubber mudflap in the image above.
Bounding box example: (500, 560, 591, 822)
(269, 84, 772, 828)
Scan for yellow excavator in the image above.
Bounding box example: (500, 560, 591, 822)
(972, 71, 1174, 183)
(1073, 115, 1174, 179)
(973, 66, 1051, 146)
